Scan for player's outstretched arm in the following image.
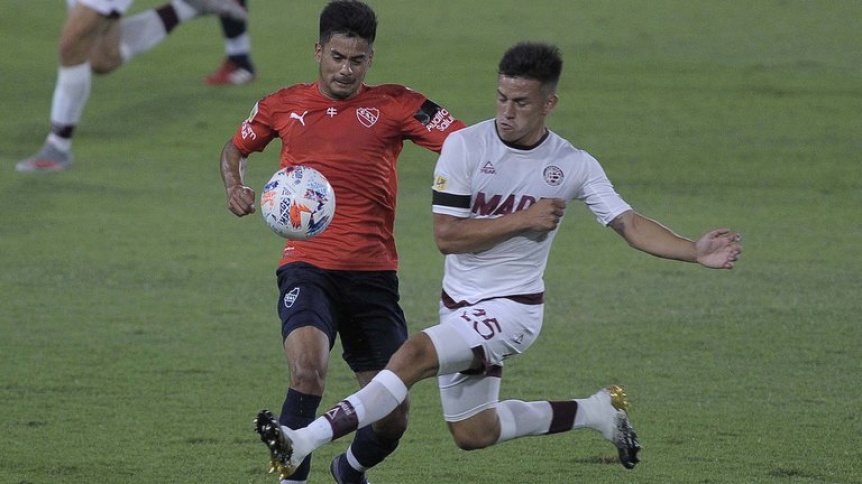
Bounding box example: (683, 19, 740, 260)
(220, 140, 256, 217)
(609, 211, 742, 269)
(434, 198, 566, 254)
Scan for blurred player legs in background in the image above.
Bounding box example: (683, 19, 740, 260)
(16, 0, 247, 174)
(204, 0, 256, 85)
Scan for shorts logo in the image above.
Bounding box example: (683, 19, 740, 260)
(543, 166, 564, 186)
(356, 107, 379, 128)
(434, 175, 448, 191)
(283, 287, 300, 308)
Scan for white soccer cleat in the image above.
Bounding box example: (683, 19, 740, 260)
(183, 0, 247, 21)
(595, 385, 642, 469)
(16, 143, 72, 173)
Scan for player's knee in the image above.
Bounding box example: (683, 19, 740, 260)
(58, 38, 88, 66)
(89, 54, 122, 75)
(388, 333, 438, 379)
(288, 363, 327, 394)
(448, 421, 497, 451)
(450, 429, 496, 451)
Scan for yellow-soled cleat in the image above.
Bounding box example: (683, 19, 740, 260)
(606, 385, 641, 469)
(254, 410, 297, 479)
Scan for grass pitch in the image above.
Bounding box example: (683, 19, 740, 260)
(1, 1, 860, 483)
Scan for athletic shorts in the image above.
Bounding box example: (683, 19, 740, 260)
(276, 262, 408, 373)
(424, 297, 544, 421)
(69, 0, 133, 16)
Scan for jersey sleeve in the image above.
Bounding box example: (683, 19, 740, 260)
(399, 88, 466, 153)
(577, 153, 632, 226)
(432, 131, 473, 218)
(231, 99, 278, 156)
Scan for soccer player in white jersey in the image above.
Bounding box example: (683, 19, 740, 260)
(15, 0, 246, 173)
(253, 41, 743, 479)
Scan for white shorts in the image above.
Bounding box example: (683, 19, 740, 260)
(68, 0, 134, 16)
(423, 298, 544, 421)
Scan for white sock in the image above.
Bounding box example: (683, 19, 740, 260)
(46, 133, 72, 153)
(292, 370, 408, 456)
(118, 11, 169, 62)
(50, 62, 90, 128)
(225, 32, 252, 57)
(345, 447, 368, 472)
(496, 400, 554, 444)
(574, 391, 614, 439)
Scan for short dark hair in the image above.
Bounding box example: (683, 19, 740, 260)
(319, 0, 378, 45)
(498, 42, 563, 92)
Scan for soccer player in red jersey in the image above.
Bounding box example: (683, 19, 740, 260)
(219, 1, 465, 482)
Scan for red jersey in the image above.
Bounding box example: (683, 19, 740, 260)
(232, 82, 465, 271)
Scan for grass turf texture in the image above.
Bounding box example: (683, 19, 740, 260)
(1, 1, 860, 482)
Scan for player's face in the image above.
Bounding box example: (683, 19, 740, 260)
(315, 33, 374, 100)
(495, 75, 557, 146)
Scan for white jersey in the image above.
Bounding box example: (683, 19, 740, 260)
(431, 119, 631, 304)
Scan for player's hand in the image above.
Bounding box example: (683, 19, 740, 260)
(525, 197, 566, 233)
(227, 185, 256, 217)
(695, 228, 742, 269)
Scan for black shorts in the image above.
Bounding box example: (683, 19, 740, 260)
(276, 262, 408, 373)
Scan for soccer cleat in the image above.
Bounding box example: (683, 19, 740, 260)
(16, 143, 72, 173)
(203, 59, 255, 86)
(606, 385, 642, 469)
(183, 0, 247, 21)
(330, 454, 370, 484)
(253, 410, 296, 480)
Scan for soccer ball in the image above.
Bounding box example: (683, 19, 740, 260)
(260, 166, 336, 240)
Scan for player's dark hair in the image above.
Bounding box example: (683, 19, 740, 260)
(319, 0, 377, 45)
(498, 42, 563, 93)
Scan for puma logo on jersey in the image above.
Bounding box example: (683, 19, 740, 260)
(290, 111, 309, 126)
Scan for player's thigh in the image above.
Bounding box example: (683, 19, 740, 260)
(276, 263, 339, 345)
(88, 18, 123, 73)
(276, 263, 340, 390)
(338, 270, 408, 373)
(59, 2, 116, 64)
(438, 371, 501, 426)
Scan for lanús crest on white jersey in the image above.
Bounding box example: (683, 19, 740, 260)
(542, 165, 564, 186)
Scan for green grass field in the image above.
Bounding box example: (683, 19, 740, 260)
(1, 1, 860, 482)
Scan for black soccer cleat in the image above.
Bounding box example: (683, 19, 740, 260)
(253, 409, 296, 479)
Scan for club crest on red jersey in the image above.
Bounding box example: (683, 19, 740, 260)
(356, 107, 379, 128)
